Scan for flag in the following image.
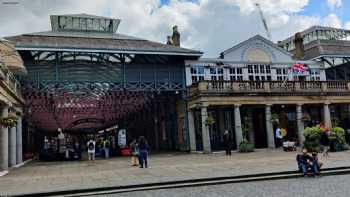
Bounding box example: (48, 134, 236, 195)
(292, 63, 306, 73)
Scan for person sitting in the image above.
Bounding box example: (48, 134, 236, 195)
(296, 149, 319, 177)
(311, 152, 322, 173)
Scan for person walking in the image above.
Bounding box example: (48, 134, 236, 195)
(223, 130, 232, 156)
(320, 131, 330, 157)
(130, 139, 139, 166)
(138, 136, 150, 168)
(103, 137, 111, 159)
(87, 138, 96, 162)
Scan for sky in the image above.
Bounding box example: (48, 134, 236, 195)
(0, 0, 349, 57)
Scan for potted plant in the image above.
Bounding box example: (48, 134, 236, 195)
(329, 127, 347, 152)
(303, 126, 322, 152)
(239, 117, 254, 153)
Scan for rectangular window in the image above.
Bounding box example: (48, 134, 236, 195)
(190, 66, 205, 83)
(310, 68, 321, 81)
(260, 65, 265, 73)
(210, 67, 224, 81)
(276, 67, 289, 81)
(254, 65, 259, 73)
(248, 65, 253, 74)
(228, 67, 243, 81)
(266, 65, 271, 74)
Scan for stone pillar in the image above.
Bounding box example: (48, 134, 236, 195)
(188, 110, 197, 151)
(201, 106, 211, 153)
(234, 104, 243, 149)
(296, 104, 305, 146)
(9, 126, 16, 167)
(16, 116, 23, 164)
(0, 105, 9, 171)
(324, 103, 332, 128)
(265, 104, 275, 148)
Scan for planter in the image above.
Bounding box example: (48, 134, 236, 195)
(239, 141, 254, 153)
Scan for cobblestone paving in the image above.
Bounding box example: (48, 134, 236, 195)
(111, 174, 350, 197)
(0, 149, 349, 196)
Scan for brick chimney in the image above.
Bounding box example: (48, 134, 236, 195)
(171, 25, 180, 47)
(293, 32, 304, 60)
(166, 36, 172, 45)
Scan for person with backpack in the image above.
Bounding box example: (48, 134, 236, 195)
(138, 136, 150, 168)
(87, 138, 96, 161)
(103, 138, 111, 159)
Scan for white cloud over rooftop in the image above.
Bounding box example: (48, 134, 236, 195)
(0, 0, 348, 56)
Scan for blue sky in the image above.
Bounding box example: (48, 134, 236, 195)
(301, 0, 350, 22)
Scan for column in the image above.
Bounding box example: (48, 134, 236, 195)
(296, 104, 305, 146)
(0, 105, 9, 171)
(16, 116, 23, 164)
(9, 126, 16, 167)
(201, 106, 211, 153)
(234, 104, 243, 149)
(324, 102, 332, 128)
(265, 104, 275, 148)
(188, 110, 197, 151)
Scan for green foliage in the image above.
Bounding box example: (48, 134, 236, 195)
(303, 126, 322, 152)
(329, 127, 347, 152)
(304, 126, 322, 139)
(205, 116, 215, 126)
(242, 116, 252, 142)
(271, 113, 279, 125)
(239, 141, 254, 153)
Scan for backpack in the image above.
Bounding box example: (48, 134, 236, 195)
(105, 140, 110, 148)
(88, 141, 94, 151)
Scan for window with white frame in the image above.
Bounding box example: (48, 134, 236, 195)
(210, 67, 224, 80)
(190, 66, 205, 82)
(276, 68, 289, 81)
(247, 64, 271, 81)
(310, 68, 321, 81)
(228, 67, 243, 81)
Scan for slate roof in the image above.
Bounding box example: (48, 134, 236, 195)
(5, 31, 202, 56)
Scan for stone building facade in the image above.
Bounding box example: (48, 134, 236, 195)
(185, 35, 350, 153)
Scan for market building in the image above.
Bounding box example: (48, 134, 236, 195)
(0, 39, 26, 173)
(185, 35, 350, 153)
(5, 14, 202, 160)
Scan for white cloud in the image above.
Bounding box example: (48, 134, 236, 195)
(327, 0, 342, 10)
(0, 0, 342, 57)
(323, 13, 342, 28)
(345, 22, 350, 30)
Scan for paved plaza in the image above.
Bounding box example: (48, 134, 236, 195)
(0, 149, 350, 196)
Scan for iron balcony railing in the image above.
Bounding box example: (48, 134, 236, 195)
(0, 64, 22, 99)
(189, 80, 350, 95)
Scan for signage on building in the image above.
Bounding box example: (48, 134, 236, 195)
(118, 129, 127, 147)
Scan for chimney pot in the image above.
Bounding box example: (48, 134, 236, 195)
(172, 25, 180, 47)
(293, 32, 305, 60)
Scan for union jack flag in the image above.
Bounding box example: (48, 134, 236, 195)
(292, 63, 307, 74)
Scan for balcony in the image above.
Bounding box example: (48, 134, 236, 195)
(189, 80, 350, 97)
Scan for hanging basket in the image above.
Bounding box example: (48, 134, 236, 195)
(205, 116, 215, 126)
(302, 113, 311, 122)
(0, 113, 18, 128)
(270, 113, 279, 125)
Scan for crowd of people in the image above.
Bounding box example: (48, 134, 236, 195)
(85, 136, 150, 168)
